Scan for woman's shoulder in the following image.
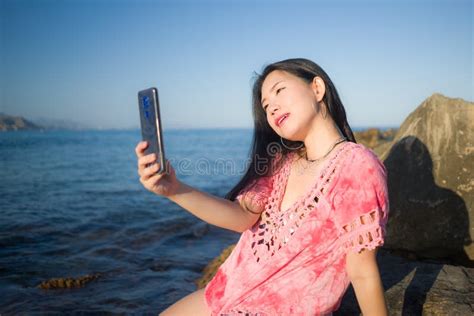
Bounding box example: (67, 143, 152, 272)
(325, 142, 387, 196)
(340, 142, 387, 175)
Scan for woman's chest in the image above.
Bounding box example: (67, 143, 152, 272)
(279, 162, 326, 212)
(247, 188, 333, 264)
(243, 151, 348, 264)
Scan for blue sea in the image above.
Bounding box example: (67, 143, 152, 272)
(0, 129, 257, 314)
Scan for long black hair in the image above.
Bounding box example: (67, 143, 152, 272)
(225, 58, 356, 201)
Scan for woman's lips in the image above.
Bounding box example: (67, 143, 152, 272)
(276, 113, 289, 127)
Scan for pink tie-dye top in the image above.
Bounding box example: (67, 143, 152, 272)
(204, 141, 389, 315)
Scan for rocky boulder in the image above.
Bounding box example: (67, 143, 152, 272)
(380, 93, 473, 266)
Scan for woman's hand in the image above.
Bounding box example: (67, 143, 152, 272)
(135, 141, 180, 198)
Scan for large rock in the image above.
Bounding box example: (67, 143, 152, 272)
(380, 93, 473, 265)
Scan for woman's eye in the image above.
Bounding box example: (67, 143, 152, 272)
(263, 88, 284, 112)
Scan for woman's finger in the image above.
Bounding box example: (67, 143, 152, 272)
(140, 165, 156, 182)
(148, 171, 163, 184)
(143, 170, 164, 188)
(135, 141, 148, 157)
(138, 153, 157, 171)
(141, 162, 160, 179)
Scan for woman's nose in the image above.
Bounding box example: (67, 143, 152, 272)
(268, 103, 280, 115)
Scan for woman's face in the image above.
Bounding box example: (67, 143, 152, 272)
(260, 70, 325, 141)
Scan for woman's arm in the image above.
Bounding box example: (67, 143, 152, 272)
(168, 180, 260, 233)
(135, 141, 263, 233)
(345, 248, 388, 316)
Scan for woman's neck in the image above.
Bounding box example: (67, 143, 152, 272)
(300, 117, 345, 161)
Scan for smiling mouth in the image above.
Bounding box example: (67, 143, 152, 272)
(277, 114, 289, 126)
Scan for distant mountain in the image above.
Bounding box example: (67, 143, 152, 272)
(0, 113, 42, 131)
(30, 117, 93, 130)
(0, 113, 94, 131)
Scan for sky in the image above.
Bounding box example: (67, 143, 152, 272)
(0, 0, 472, 130)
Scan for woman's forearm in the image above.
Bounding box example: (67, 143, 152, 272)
(167, 180, 254, 233)
(351, 275, 388, 316)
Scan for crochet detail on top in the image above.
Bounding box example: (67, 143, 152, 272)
(338, 208, 386, 254)
(221, 309, 266, 316)
(249, 143, 351, 263)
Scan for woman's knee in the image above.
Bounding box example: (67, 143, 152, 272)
(159, 288, 211, 316)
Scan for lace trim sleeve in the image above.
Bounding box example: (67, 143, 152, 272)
(337, 208, 386, 254)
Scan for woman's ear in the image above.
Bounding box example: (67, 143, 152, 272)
(311, 76, 326, 103)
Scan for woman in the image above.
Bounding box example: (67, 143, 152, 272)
(136, 58, 389, 315)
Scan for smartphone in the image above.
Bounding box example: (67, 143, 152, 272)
(137, 87, 167, 174)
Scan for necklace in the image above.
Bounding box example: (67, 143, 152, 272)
(296, 136, 347, 175)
